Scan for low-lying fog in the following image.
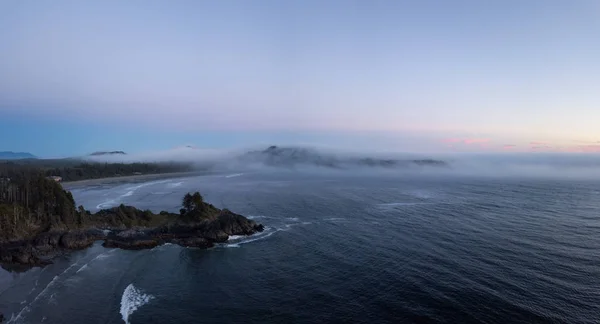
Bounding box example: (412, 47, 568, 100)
(83, 145, 600, 180)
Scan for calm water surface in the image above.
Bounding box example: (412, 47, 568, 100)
(1, 171, 599, 323)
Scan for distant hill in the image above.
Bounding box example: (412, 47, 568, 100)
(89, 151, 126, 156)
(0, 151, 37, 160)
(237, 145, 447, 169)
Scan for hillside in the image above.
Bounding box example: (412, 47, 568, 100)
(0, 151, 36, 160)
(90, 151, 126, 156)
(0, 160, 194, 182)
(237, 145, 448, 169)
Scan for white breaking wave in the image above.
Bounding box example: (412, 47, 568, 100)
(76, 250, 115, 274)
(286, 217, 299, 221)
(227, 235, 246, 241)
(120, 284, 154, 324)
(225, 227, 279, 248)
(225, 173, 244, 178)
(96, 198, 117, 209)
(246, 215, 269, 219)
(166, 182, 183, 188)
(75, 264, 88, 274)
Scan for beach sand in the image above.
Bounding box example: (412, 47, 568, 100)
(61, 171, 205, 189)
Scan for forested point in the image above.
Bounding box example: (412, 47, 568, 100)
(0, 160, 194, 182)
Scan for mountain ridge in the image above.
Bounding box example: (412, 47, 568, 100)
(0, 151, 37, 160)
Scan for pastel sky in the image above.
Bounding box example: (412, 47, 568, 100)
(1, 0, 599, 157)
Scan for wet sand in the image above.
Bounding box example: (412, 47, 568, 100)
(61, 171, 205, 189)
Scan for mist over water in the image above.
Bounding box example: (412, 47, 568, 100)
(86, 145, 600, 180)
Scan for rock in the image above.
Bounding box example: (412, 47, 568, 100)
(210, 211, 265, 236)
(1, 206, 264, 269)
(103, 239, 161, 250)
(33, 232, 62, 249)
(170, 237, 213, 248)
(59, 231, 101, 249)
(0, 311, 4, 322)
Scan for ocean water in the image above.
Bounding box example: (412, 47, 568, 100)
(1, 170, 600, 323)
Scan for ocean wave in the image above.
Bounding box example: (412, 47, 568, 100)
(76, 250, 115, 274)
(246, 215, 269, 219)
(224, 227, 278, 248)
(323, 217, 346, 221)
(166, 182, 183, 188)
(225, 173, 244, 178)
(378, 202, 423, 207)
(96, 199, 117, 209)
(286, 217, 299, 221)
(75, 264, 88, 274)
(9, 262, 80, 323)
(97, 180, 173, 209)
(120, 284, 154, 324)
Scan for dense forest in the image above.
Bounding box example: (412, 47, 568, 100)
(0, 168, 216, 243)
(0, 159, 194, 182)
(0, 169, 83, 242)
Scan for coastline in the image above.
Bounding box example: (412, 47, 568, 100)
(61, 171, 206, 188)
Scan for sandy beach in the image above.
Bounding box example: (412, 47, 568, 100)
(61, 171, 205, 188)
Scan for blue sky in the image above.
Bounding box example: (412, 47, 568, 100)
(1, 0, 599, 156)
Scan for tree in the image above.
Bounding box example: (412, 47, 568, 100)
(181, 192, 204, 214)
(182, 193, 193, 212)
(191, 192, 203, 208)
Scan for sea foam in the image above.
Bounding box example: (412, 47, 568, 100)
(120, 284, 154, 324)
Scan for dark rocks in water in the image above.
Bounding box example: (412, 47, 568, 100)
(102, 211, 265, 250)
(210, 210, 265, 236)
(0, 230, 107, 266)
(0, 189, 264, 269)
(0, 311, 4, 322)
(103, 237, 161, 250)
(60, 230, 105, 249)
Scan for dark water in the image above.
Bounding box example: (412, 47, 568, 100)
(1, 171, 600, 323)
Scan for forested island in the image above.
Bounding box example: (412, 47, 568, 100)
(0, 169, 264, 269)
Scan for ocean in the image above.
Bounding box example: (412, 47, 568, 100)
(1, 170, 599, 323)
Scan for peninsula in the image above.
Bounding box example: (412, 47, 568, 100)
(0, 170, 263, 268)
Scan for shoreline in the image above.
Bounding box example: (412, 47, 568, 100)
(61, 171, 206, 188)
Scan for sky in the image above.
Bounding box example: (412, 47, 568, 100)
(1, 0, 599, 157)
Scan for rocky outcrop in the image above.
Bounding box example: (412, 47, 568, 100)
(0, 189, 264, 269)
(102, 210, 264, 250)
(1, 311, 4, 322)
(0, 229, 108, 266)
(0, 209, 264, 267)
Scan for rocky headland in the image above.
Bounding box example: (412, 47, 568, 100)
(0, 171, 263, 269)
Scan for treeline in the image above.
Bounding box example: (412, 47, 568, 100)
(0, 167, 218, 243)
(0, 169, 81, 242)
(0, 160, 194, 182)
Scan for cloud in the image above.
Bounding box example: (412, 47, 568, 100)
(530, 145, 553, 151)
(529, 141, 548, 146)
(441, 138, 491, 145)
(464, 138, 490, 144)
(442, 138, 462, 143)
(571, 144, 600, 153)
(502, 144, 516, 149)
